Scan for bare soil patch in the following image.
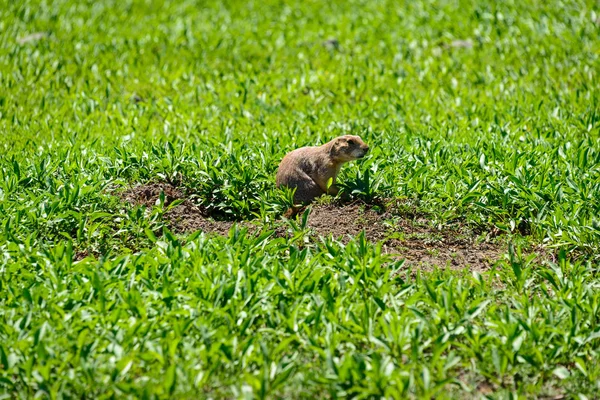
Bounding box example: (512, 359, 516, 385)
(305, 202, 503, 272)
(120, 183, 504, 271)
(120, 183, 235, 235)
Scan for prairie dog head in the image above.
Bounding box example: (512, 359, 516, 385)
(329, 135, 370, 162)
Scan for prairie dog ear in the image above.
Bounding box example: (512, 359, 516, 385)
(330, 137, 343, 156)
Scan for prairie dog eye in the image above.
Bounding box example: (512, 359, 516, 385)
(347, 139, 355, 145)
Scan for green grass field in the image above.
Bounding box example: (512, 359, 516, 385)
(1, 0, 600, 398)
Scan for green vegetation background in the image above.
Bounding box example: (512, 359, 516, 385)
(1, 0, 599, 398)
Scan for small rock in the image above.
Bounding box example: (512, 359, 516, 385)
(17, 32, 47, 45)
(323, 38, 341, 51)
(131, 93, 144, 103)
(450, 39, 473, 49)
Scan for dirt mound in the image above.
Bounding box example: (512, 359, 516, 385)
(120, 184, 504, 271)
(307, 203, 389, 242)
(121, 183, 184, 208)
(164, 199, 235, 236)
(306, 203, 503, 272)
(120, 183, 235, 235)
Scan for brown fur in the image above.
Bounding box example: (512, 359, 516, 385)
(276, 135, 369, 215)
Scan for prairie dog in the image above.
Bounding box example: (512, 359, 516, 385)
(276, 135, 369, 204)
